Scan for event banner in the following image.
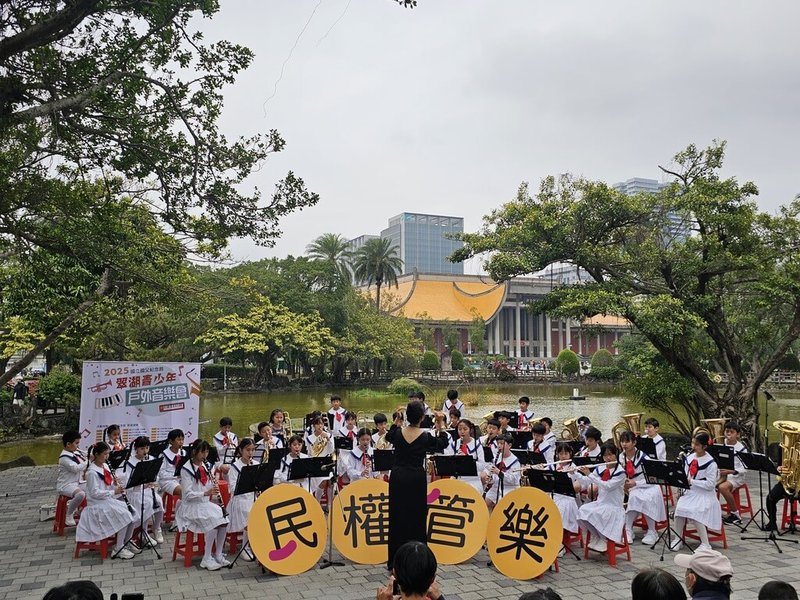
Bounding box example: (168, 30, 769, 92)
(79, 361, 201, 449)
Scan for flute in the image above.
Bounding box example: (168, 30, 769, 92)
(206, 461, 228, 518)
(564, 460, 620, 474)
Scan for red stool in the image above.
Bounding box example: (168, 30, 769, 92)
(781, 498, 799, 529)
(718, 483, 753, 518)
(662, 485, 674, 504)
(584, 529, 631, 567)
(74, 536, 116, 560)
(53, 495, 86, 536)
(563, 529, 583, 550)
(683, 521, 728, 549)
(633, 514, 668, 532)
(172, 531, 206, 567)
(226, 531, 243, 554)
(162, 492, 179, 524)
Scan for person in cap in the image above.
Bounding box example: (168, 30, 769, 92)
(674, 549, 733, 600)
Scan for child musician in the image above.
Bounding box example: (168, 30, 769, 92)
(104, 424, 125, 452)
(443, 389, 465, 418)
(446, 409, 461, 431)
(496, 411, 513, 435)
(481, 433, 520, 510)
(274, 435, 312, 493)
(121, 436, 165, 545)
(671, 432, 721, 552)
(577, 426, 602, 458)
(576, 443, 626, 552)
(719, 421, 748, 526)
(528, 422, 555, 464)
(479, 418, 501, 459)
(267, 409, 288, 439)
(57, 430, 87, 527)
(372, 413, 391, 449)
(444, 419, 484, 494)
(328, 395, 347, 436)
(158, 429, 185, 498)
(75, 442, 137, 559)
(342, 429, 380, 484)
(227, 438, 258, 561)
(643, 417, 667, 460)
(256, 421, 285, 453)
(213, 417, 238, 454)
(517, 397, 535, 430)
(548, 443, 581, 541)
(336, 411, 359, 448)
(305, 416, 334, 501)
(540, 417, 557, 448)
(618, 431, 665, 546)
(175, 440, 230, 570)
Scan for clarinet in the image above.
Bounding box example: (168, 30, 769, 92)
(108, 460, 135, 514)
(206, 461, 228, 518)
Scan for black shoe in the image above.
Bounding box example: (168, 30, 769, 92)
(723, 514, 742, 525)
(760, 521, 777, 532)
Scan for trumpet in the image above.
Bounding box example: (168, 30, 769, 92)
(206, 461, 228, 518)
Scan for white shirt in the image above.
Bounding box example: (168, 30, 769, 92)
(328, 408, 347, 436)
(57, 450, 86, 494)
(443, 398, 465, 418)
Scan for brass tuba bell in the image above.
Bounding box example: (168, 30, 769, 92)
(611, 412, 644, 448)
(774, 420, 800, 496)
(691, 418, 727, 443)
(561, 418, 579, 441)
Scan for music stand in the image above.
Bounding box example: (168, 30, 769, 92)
(148, 439, 169, 460)
(288, 457, 334, 490)
(334, 436, 355, 452)
(526, 469, 581, 560)
(108, 449, 129, 470)
(372, 449, 395, 472)
(706, 444, 735, 471)
(320, 453, 344, 570)
(511, 449, 545, 467)
(507, 414, 520, 430)
(641, 459, 690, 561)
(227, 463, 275, 568)
(573, 455, 602, 467)
(568, 440, 584, 455)
(114, 457, 164, 559)
(637, 437, 657, 459)
(220, 446, 237, 466)
(482, 446, 495, 463)
(738, 452, 796, 552)
(266, 447, 290, 469)
(511, 430, 533, 450)
(431, 455, 477, 478)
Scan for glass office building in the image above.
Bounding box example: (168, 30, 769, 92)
(380, 213, 464, 275)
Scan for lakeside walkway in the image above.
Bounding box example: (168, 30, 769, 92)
(1, 466, 798, 600)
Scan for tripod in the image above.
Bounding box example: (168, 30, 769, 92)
(320, 456, 344, 569)
(113, 458, 163, 560)
(641, 460, 690, 561)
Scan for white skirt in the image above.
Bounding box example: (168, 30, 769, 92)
(175, 498, 228, 534)
(227, 494, 255, 532)
(674, 488, 722, 531)
(160, 479, 180, 495)
(129, 487, 164, 524)
(460, 476, 484, 496)
(75, 498, 135, 542)
(578, 502, 625, 544)
(627, 483, 666, 522)
(554, 494, 580, 534)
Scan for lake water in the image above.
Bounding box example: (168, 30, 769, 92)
(3, 383, 800, 465)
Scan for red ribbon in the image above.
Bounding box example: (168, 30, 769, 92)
(601, 468, 611, 481)
(497, 461, 507, 472)
(347, 430, 354, 439)
(460, 444, 469, 455)
(102, 465, 113, 486)
(361, 453, 369, 466)
(222, 435, 230, 447)
(688, 459, 699, 478)
(199, 465, 208, 486)
(625, 459, 635, 478)
(335, 412, 342, 422)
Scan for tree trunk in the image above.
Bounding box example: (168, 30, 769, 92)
(0, 268, 113, 388)
(375, 281, 382, 311)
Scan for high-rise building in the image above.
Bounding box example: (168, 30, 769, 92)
(612, 177, 668, 196)
(346, 234, 379, 252)
(380, 213, 464, 275)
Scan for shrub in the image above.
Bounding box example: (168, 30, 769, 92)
(451, 350, 465, 371)
(591, 348, 615, 369)
(555, 349, 580, 376)
(591, 366, 622, 380)
(37, 371, 82, 408)
(497, 365, 517, 381)
(387, 377, 423, 395)
(419, 351, 440, 371)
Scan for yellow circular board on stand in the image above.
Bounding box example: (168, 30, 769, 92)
(332, 478, 390, 564)
(248, 484, 327, 575)
(486, 487, 562, 580)
(426, 479, 489, 564)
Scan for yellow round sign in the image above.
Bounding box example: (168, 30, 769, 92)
(331, 478, 389, 564)
(486, 486, 562, 580)
(248, 484, 327, 575)
(426, 478, 489, 564)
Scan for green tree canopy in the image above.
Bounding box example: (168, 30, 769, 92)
(306, 233, 353, 287)
(454, 141, 800, 442)
(351, 237, 402, 310)
(555, 349, 580, 376)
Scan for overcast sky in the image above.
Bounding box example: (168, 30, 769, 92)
(202, 1, 800, 269)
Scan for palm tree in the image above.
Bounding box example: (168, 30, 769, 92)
(306, 233, 352, 285)
(351, 237, 403, 311)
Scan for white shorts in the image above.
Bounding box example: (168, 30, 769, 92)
(725, 473, 746, 490)
(57, 482, 85, 498)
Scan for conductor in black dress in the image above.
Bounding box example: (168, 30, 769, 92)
(386, 399, 449, 569)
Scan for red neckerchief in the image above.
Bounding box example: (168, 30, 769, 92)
(222, 435, 230, 447)
(460, 443, 469, 455)
(497, 460, 507, 472)
(625, 458, 635, 478)
(347, 430, 354, 439)
(688, 459, 699, 478)
(198, 464, 208, 485)
(601, 468, 611, 481)
(361, 453, 369, 466)
(102, 465, 113, 485)
(519, 414, 527, 426)
(335, 412, 342, 422)
(533, 441, 541, 453)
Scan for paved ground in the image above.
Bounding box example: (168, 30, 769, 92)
(1, 466, 798, 600)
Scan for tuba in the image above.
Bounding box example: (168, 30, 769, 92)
(375, 434, 391, 450)
(478, 410, 497, 436)
(774, 420, 800, 496)
(611, 413, 644, 448)
(692, 418, 727, 443)
(282, 411, 293, 438)
(560, 418, 579, 441)
(310, 431, 330, 457)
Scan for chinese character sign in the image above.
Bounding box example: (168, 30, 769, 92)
(486, 487, 562, 580)
(426, 479, 489, 564)
(79, 362, 201, 449)
(332, 479, 390, 564)
(249, 484, 327, 575)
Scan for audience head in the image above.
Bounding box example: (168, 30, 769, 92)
(631, 568, 686, 600)
(43, 580, 104, 600)
(674, 549, 733, 598)
(393, 541, 437, 597)
(759, 581, 798, 600)
(518, 589, 563, 600)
